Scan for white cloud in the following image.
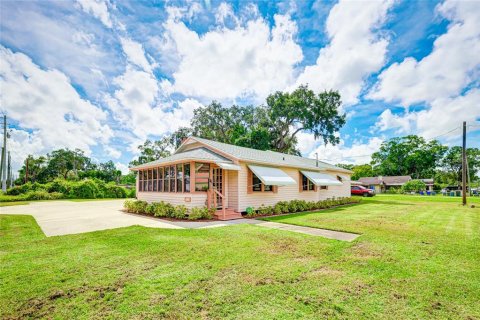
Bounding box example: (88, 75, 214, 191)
(369, 0, 480, 106)
(76, 0, 113, 28)
(160, 7, 303, 102)
(120, 37, 153, 73)
(0, 1, 121, 98)
(295, 0, 394, 105)
(370, 0, 480, 138)
(115, 162, 130, 175)
(310, 137, 384, 165)
(376, 89, 480, 139)
(0, 46, 113, 170)
(104, 146, 121, 159)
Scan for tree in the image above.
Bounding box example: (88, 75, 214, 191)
(402, 180, 426, 192)
(185, 85, 345, 154)
(440, 147, 480, 183)
(129, 138, 173, 167)
(336, 164, 375, 180)
(45, 149, 90, 180)
(17, 155, 48, 183)
(371, 136, 448, 178)
(265, 85, 345, 153)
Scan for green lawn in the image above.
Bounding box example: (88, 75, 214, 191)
(1, 195, 479, 319)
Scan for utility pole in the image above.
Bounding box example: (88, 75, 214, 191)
(462, 121, 467, 206)
(2, 115, 7, 192)
(25, 157, 29, 183)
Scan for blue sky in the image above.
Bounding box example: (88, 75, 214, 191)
(0, 0, 479, 173)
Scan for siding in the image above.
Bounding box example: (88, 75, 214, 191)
(137, 192, 207, 209)
(237, 163, 351, 212)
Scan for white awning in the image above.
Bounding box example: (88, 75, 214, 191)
(248, 165, 296, 186)
(216, 162, 241, 171)
(301, 171, 343, 186)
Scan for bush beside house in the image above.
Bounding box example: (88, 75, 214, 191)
(124, 200, 215, 220)
(124, 197, 361, 221)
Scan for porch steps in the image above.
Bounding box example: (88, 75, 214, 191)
(214, 208, 243, 221)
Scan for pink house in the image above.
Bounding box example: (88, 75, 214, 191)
(130, 137, 352, 220)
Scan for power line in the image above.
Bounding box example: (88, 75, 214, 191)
(317, 125, 468, 163)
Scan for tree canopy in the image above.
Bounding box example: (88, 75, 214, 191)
(17, 149, 122, 184)
(130, 85, 346, 164)
(371, 135, 448, 179)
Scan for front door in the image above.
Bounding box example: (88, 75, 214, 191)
(212, 168, 223, 208)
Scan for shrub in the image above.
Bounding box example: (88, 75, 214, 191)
(6, 183, 32, 195)
(152, 202, 175, 217)
(273, 203, 283, 215)
(173, 205, 187, 219)
(22, 190, 57, 200)
(69, 180, 99, 198)
(257, 205, 273, 216)
(188, 206, 214, 220)
(402, 180, 426, 193)
(127, 187, 136, 198)
(124, 200, 148, 214)
(47, 179, 71, 194)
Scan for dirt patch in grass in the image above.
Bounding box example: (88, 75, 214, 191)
(6, 277, 131, 319)
(348, 242, 385, 260)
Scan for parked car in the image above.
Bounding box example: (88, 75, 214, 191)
(351, 185, 375, 197)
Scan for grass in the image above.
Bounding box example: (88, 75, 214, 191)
(0, 201, 30, 207)
(1, 195, 479, 319)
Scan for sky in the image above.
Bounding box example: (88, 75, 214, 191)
(1, 0, 479, 175)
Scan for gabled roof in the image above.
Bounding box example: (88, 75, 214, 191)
(358, 176, 412, 186)
(383, 176, 412, 185)
(130, 147, 233, 170)
(176, 136, 351, 173)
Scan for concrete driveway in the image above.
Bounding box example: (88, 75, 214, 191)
(0, 200, 183, 236)
(0, 200, 360, 241)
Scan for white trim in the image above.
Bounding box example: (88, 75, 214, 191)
(301, 171, 343, 186)
(248, 165, 297, 186)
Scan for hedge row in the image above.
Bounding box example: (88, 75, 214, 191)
(246, 197, 361, 217)
(4, 178, 135, 201)
(124, 200, 215, 220)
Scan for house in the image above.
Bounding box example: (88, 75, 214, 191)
(358, 176, 434, 193)
(130, 136, 352, 220)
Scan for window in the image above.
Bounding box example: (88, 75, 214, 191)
(137, 162, 198, 193)
(251, 171, 274, 192)
(148, 169, 153, 191)
(153, 168, 157, 191)
(195, 162, 210, 192)
(169, 166, 175, 192)
(320, 186, 328, 190)
(139, 170, 143, 191)
(143, 170, 147, 192)
(176, 164, 183, 192)
(301, 173, 315, 191)
(184, 164, 190, 192)
(164, 166, 170, 192)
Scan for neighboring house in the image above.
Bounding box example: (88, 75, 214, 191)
(358, 176, 434, 193)
(130, 136, 352, 220)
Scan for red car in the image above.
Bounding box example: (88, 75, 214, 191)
(351, 185, 375, 197)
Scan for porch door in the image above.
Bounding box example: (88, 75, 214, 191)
(212, 168, 223, 208)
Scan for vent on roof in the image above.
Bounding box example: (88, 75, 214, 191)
(283, 157, 285, 160)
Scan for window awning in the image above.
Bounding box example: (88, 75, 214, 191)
(216, 162, 241, 171)
(301, 171, 343, 186)
(248, 165, 296, 186)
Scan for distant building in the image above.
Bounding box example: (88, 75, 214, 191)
(358, 176, 434, 193)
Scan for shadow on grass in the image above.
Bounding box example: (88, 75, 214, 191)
(362, 200, 414, 206)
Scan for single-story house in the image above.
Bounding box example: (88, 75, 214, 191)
(130, 136, 352, 220)
(358, 176, 434, 193)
